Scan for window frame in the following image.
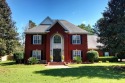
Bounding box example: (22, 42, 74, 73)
(33, 35, 42, 44)
(104, 52, 109, 56)
(53, 35, 61, 43)
(72, 50, 81, 60)
(72, 35, 81, 44)
(32, 50, 41, 60)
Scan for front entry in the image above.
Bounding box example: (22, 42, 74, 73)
(53, 49, 61, 62)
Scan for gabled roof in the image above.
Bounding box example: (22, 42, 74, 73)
(59, 20, 88, 34)
(25, 17, 89, 34)
(87, 35, 103, 49)
(46, 20, 69, 31)
(25, 25, 50, 34)
(40, 16, 54, 25)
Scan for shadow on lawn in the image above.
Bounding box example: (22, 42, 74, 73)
(0, 61, 16, 66)
(34, 66, 125, 79)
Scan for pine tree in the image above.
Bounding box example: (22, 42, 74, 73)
(95, 0, 125, 54)
(0, 0, 18, 55)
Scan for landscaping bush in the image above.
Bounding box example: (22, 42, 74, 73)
(74, 56, 82, 63)
(14, 52, 24, 64)
(61, 55, 64, 61)
(28, 57, 39, 64)
(87, 50, 99, 63)
(117, 52, 125, 61)
(98, 56, 118, 62)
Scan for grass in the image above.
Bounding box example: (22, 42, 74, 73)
(0, 61, 125, 83)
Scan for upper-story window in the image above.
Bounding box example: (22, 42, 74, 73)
(33, 35, 42, 44)
(54, 35, 61, 43)
(72, 35, 81, 44)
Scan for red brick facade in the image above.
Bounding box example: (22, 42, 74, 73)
(25, 22, 104, 63)
(25, 23, 88, 62)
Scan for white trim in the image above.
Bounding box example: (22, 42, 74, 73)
(50, 33, 64, 62)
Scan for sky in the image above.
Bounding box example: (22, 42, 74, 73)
(6, 0, 109, 34)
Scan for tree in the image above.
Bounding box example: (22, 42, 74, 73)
(78, 24, 94, 34)
(28, 20, 36, 29)
(0, 0, 18, 55)
(94, 0, 125, 54)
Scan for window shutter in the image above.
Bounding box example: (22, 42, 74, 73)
(30, 51, 32, 57)
(81, 35, 82, 44)
(41, 35, 43, 44)
(31, 35, 33, 44)
(71, 50, 73, 60)
(41, 50, 43, 60)
(81, 51, 83, 59)
(71, 35, 72, 44)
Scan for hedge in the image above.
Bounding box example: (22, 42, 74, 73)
(97, 56, 118, 62)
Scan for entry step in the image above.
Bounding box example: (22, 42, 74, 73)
(48, 62, 66, 65)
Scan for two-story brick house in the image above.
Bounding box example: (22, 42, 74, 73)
(24, 17, 105, 63)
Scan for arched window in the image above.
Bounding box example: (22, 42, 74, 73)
(54, 35, 61, 43)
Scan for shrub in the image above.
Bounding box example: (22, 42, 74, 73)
(87, 50, 99, 63)
(92, 50, 99, 60)
(28, 57, 39, 64)
(14, 52, 24, 64)
(61, 55, 64, 61)
(98, 61, 102, 63)
(117, 52, 125, 61)
(106, 61, 109, 63)
(50, 55, 53, 61)
(98, 56, 118, 62)
(74, 56, 82, 63)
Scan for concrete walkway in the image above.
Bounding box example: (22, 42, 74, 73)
(45, 65, 71, 69)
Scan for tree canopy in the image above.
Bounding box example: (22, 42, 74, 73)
(94, 0, 125, 54)
(0, 0, 19, 55)
(78, 24, 94, 34)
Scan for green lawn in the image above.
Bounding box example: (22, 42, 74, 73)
(0, 61, 125, 83)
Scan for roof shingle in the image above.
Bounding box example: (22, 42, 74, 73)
(25, 17, 89, 34)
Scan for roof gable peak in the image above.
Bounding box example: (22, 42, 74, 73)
(40, 16, 54, 25)
(46, 20, 69, 31)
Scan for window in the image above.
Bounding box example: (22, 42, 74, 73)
(32, 50, 41, 60)
(72, 35, 81, 44)
(33, 35, 42, 44)
(72, 50, 81, 60)
(54, 35, 61, 43)
(104, 52, 109, 56)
